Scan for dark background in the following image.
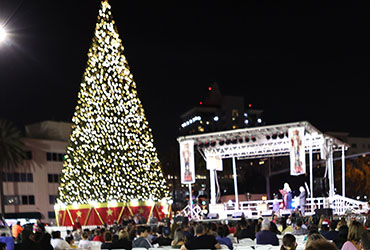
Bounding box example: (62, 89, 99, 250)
(1, 1, 370, 156)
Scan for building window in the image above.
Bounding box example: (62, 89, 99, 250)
(22, 195, 35, 205)
(25, 151, 32, 160)
(49, 195, 57, 205)
(58, 153, 64, 162)
(14, 173, 20, 182)
(46, 152, 52, 161)
(2, 173, 33, 182)
(48, 211, 56, 219)
(27, 173, 33, 182)
(352, 144, 357, 148)
(4, 196, 20, 205)
(46, 152, 65, 162)
(48, 174, 60, 183)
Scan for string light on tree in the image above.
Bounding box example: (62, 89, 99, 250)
(57, 0, 170, 206)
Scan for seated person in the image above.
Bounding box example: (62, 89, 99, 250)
(255, 219, 279, 246)
(180, 224, 221, 250)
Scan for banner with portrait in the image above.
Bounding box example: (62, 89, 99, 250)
(288, 127, 306, 176)
(179, 140, 196, 184)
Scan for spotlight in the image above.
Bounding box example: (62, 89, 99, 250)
(238, 138, 244, 143)
(251, 136, 256, 142)
(279, 133, 285, 139)
(219, 140, 225, 146)
(198, 143, 204, 148)
(245, 137, 250, 142)
(226, 139, 231, 145)
(205, 142, 210, 148)
(210, 141, 216, 147)
(266, 135, 271, 140)
(232, 138, 237, 144)
(272, 134, 277, 139)
(285, 132, 289, 138)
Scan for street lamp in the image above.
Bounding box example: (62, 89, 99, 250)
(0, 26, 7, 42)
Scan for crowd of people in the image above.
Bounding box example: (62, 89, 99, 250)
(5, 212, 370, 250)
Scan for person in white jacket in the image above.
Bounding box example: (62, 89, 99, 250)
(78, 232, 92, 249)
(50, 231, 70, 250)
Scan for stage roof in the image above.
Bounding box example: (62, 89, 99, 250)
(177, 121, 349, 159)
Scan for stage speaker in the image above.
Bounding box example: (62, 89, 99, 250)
(261, 210, 273, 217)
(280, 209, 292, 216)
(232, 212, 244, 218)
(208, 213, 219, 219)
(315, 208, 333, 217)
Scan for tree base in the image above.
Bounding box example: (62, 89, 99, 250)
(54, 200, 171, 226)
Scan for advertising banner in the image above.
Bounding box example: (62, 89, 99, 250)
(206, 155, 223, 171)
(179, 140, 196, 184)
(289, 127, 306, 176)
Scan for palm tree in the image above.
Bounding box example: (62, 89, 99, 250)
(0, 119, 26, 218)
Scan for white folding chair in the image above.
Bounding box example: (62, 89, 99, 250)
(90, 241, 103, 250)
(239, 238, 255, 246)
(255, 244, 273, 250)
(234, 246, 254, 250)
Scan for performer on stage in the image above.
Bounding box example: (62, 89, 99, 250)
(298, 186, 306, 216)
(279, 183, 292, 209)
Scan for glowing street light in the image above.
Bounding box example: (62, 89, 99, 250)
(0, 26, 7, 43)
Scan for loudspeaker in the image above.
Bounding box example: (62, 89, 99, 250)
(207, 213, 219, 219)
(232, 212, 244, 218)
(280, 209, 292, 216)
(261, 210, 273, 217)
(315, 208, 333, 217)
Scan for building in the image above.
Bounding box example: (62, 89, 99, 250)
(327, 132, 370, 155)
(3, 121, 71, 225)
(179, 83, 264, 136)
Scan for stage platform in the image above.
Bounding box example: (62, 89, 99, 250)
(183, 195, 367, 220)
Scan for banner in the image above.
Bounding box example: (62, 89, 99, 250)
(206, 155, 223, 171)
(289, 127, 306, 176)
(179, 140, 195, 184)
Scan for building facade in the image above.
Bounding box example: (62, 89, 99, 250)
(3, 121, 71, 225)
(179, 83, 264, 136)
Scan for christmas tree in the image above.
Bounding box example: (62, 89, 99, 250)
(58, 0, 170, 206)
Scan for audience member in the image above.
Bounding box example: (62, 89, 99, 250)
(342, 221, 365, 250)
(237, 219, 255, 240)
(112, 229, 132, 250)
(322, 220, 339, 241)
(78, 232, 92, 249)
(216, 226, 233, 250)
(12, 221, 23, 239)
(181, 224, 221, 250)
(361, 230, 370, 250)
(280, 233, 297, 250)
(171, 228, 186, 249)
(305, 239, 337, 250)
(152, 227, 172, 246)
(334, 225, 349, 250)
(100, 231, 114, 249)
(132, 226, 152, 249)
(51, 230, 70, 250)
(292, 219, 308, 236)
(255, 219, 279, 246)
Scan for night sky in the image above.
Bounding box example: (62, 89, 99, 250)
(1, 1, 370, 155)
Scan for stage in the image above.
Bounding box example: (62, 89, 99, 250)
(183, 195, 367, 220)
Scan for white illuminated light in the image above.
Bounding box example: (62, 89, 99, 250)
(244, 119, 249, 125)
(213, 116, 219, 121)
(181, 116, 201, 128)
(0, 26, 7, 42)
(257, 118, 262, 123)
